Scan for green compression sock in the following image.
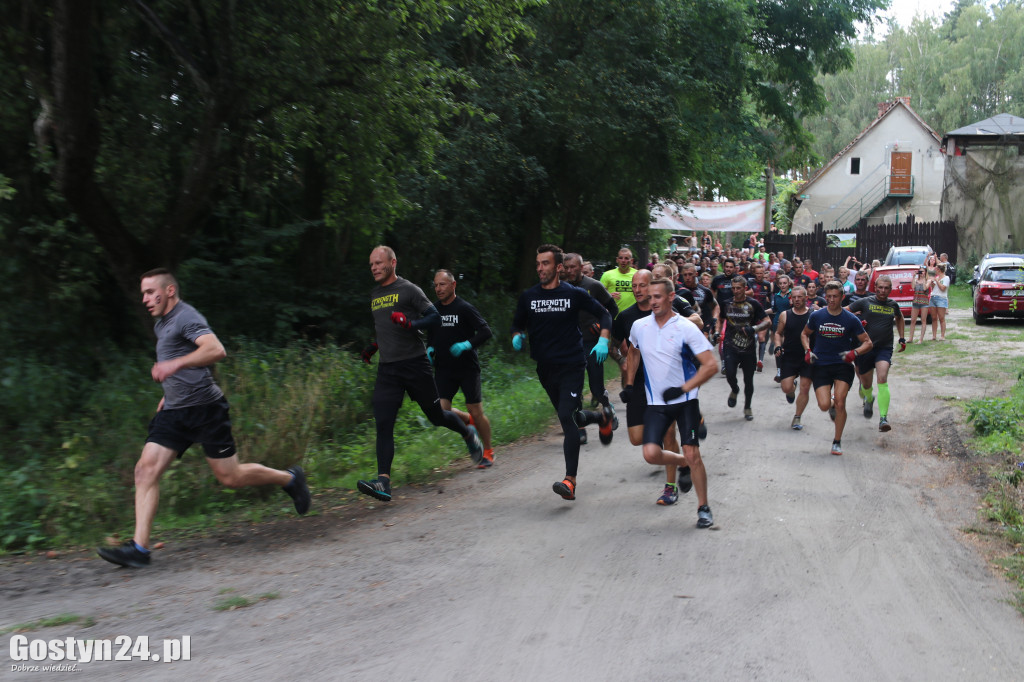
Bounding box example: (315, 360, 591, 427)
(878, 383, 890, 417)
(860, 386, 873, 401)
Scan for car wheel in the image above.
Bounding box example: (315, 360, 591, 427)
(973, 308, 990, 325)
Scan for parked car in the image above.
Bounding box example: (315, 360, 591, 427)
(871, 245, 934, 318)
(971, 253, 1023, 288)
(969, 257, 1024, 324)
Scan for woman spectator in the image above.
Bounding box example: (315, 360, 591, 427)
(907, 266, 931, 343)
(924, 253, 939, 279)
(837, 266, 855, 294)
(928, 262, 949, 341)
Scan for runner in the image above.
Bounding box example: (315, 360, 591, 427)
(842, 270, 871, 306)
(357, 247, 484, 502)
(805, 280, 826, 310)
(628, 277, 718, 528)
(801, 281, 873, 456)
(564, 252, 620, 443)
(681, 263, 719, 341)
(97, 269, 310, 568)
(746, 263, 772, 372)
(511, 244, 615, 501)
(769, 274, 792, 382)
(600, 247, 639, 314)
(847, 275, 907, 432)
(427, 269, 495, 467)
(722, 275, 770, 421)
(773, 286, 813, 431)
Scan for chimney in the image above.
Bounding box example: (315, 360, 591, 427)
(897, 96, 911, 107)
(877, 102, 889, 119)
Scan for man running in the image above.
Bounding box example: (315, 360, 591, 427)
(722, 275, 770, 421)
(97, 269, 310, 568)
(512, 244, 614, 501)
(681, 263, 719, 340)
(600, 247, 639, 314)
(842, 270, 871, 306)
(628, 278, 718, 528)
(802, 281, 873, 456)
(773, 286, 813, 431)
(564, 252, 620, 442)
(428, 269, 495, 467)
(746, 263, 772, 372)
(358, 247, 484, 502)
(847, 275, 907, 432)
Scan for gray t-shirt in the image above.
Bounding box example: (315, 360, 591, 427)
(371, 277, 433, 363)
(154, 301, 225, 409)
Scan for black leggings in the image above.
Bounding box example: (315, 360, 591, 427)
(583, 341, 609, 406)
(373, 358, 469, 476)
(724, 347, 756, 409)
(537, 362, 601, 477)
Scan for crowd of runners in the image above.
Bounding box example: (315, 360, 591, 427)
(98, 236, 911, 567)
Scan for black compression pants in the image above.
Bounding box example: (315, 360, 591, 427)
(372, 357, 470, 476)
(723, 347, 756, 409)
(537, 362, 601, 477)
(583, 340, 609, 406)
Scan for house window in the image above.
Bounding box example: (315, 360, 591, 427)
(850, 157, 861, 175)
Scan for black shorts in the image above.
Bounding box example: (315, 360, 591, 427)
(642, 400, 702, 447)
(779, 353, 811, 380)
(146, 398, 236, 459)
(434, 365, 483, 404)
(811, 363, 855, 390)
(855, 346, 893, 375)
(373, 357, 440, 412)
(626, 383, 648, 428)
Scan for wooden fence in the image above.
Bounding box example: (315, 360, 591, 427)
(792, 216, 959, 268)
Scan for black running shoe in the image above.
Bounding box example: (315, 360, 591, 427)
(879, 416, 891, 432)
(609, 402, 619, 431)
(678, 465, 693, 493)
(863, 396, 874, 419)
(357, 477, 392, 501)
(829, 405, 837, 422)
(552, 478, 576, 500)
(284, 466, 311, 515)
(756, 360, 763, 373)
(598, 404, 614, 445)
(786, 391, 795, 404)
(465, 425, 484, 465)
(97, 540, 151, 568)
(578, 428, 588, 444)
(697, 505, 713, 529)
(774, 368, 782, 384)
(743, 407, 753, 421)
(727, 391, 737, 408)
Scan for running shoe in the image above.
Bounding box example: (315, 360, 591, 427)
(657, 484, 678, 506)
(791, 415, 803, 430)
(578, 428, 588, 445)
(830, 441, 842, 456)
(727, 391, 738, 408)
(756, 360, 764, 373)
(465, 425, 484, 464)
(357, 477, 392, 501)
(743, 407, 753, 421)
(697, 505, 713, 529)
(478, 449, 495, 468)
(283, 466, 311, 515)
(879, 416, 892, 433)
(774, 368, 782, 383)
(552, 478, 576, 500)
(598, 404, 614, 445)
(678, 465, 693, 493)
(786, 391, 795, 404)
(97, 540, 151, 568)
(697, 418, 707, 440)
(829, 405, 837, 422)
(609, 402, 619, 431)
(863, 396, 874, 419)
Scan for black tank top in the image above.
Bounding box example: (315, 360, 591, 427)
(782, 308, 809, 356)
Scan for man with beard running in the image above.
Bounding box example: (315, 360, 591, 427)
(681, 263, 718, 340)
(357, 247, 485, 502)
(564, 252, 620, 443)
(722, 275, 770, 421)
(746, 263, 772, 372)
(628, 278, 718, 528)
(847, 275, 906, 432)
(802, 281, 873, 456)
(512, 245, 614, 501)
(773, 286, 813, 431)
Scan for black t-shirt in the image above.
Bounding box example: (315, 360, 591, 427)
(427, 296, 492, 371)
(723, 298, 768, 353)
(512, 281, 613, 366)
(710, 273, 735, 307)
(745, 277, 771, 309)
(571, 275, 619, 344)
(848, 295, 899, 349)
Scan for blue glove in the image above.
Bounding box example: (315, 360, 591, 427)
(512, 333, 524, 351)
(426, 346, 435, 365)
(590, 336, 610, 364)
(450, 341, 473, 357)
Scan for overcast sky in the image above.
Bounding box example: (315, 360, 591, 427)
(880, 0, 956, 27)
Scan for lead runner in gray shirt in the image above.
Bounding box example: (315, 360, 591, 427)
(97, 269, 310, 569)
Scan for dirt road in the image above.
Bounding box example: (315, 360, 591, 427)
(4, 308, 1023, 680)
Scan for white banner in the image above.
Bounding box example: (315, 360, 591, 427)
(650, 200, 766, 233)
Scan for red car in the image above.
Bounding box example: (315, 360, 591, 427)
(972, 258, 1024, 324)
(869, 246, 935, 318)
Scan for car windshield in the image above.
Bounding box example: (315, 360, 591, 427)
(888, 251, 928, 266)
(985, 267, 1024, 283)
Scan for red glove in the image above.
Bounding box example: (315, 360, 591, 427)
(843, 350, 857, 363)
(898, 338, 906, 352)
(361, 342, 379, 364)
(804, 350, 817, 365)
(861, 318, 868, 328)
(390, 311, 411, 329)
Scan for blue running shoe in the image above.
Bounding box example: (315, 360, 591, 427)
(657, 484, 678, 506)
(465, 425, 484, 465)
(357, 477, 392, 502)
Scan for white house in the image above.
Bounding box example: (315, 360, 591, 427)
(792, 97, 945, 234)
